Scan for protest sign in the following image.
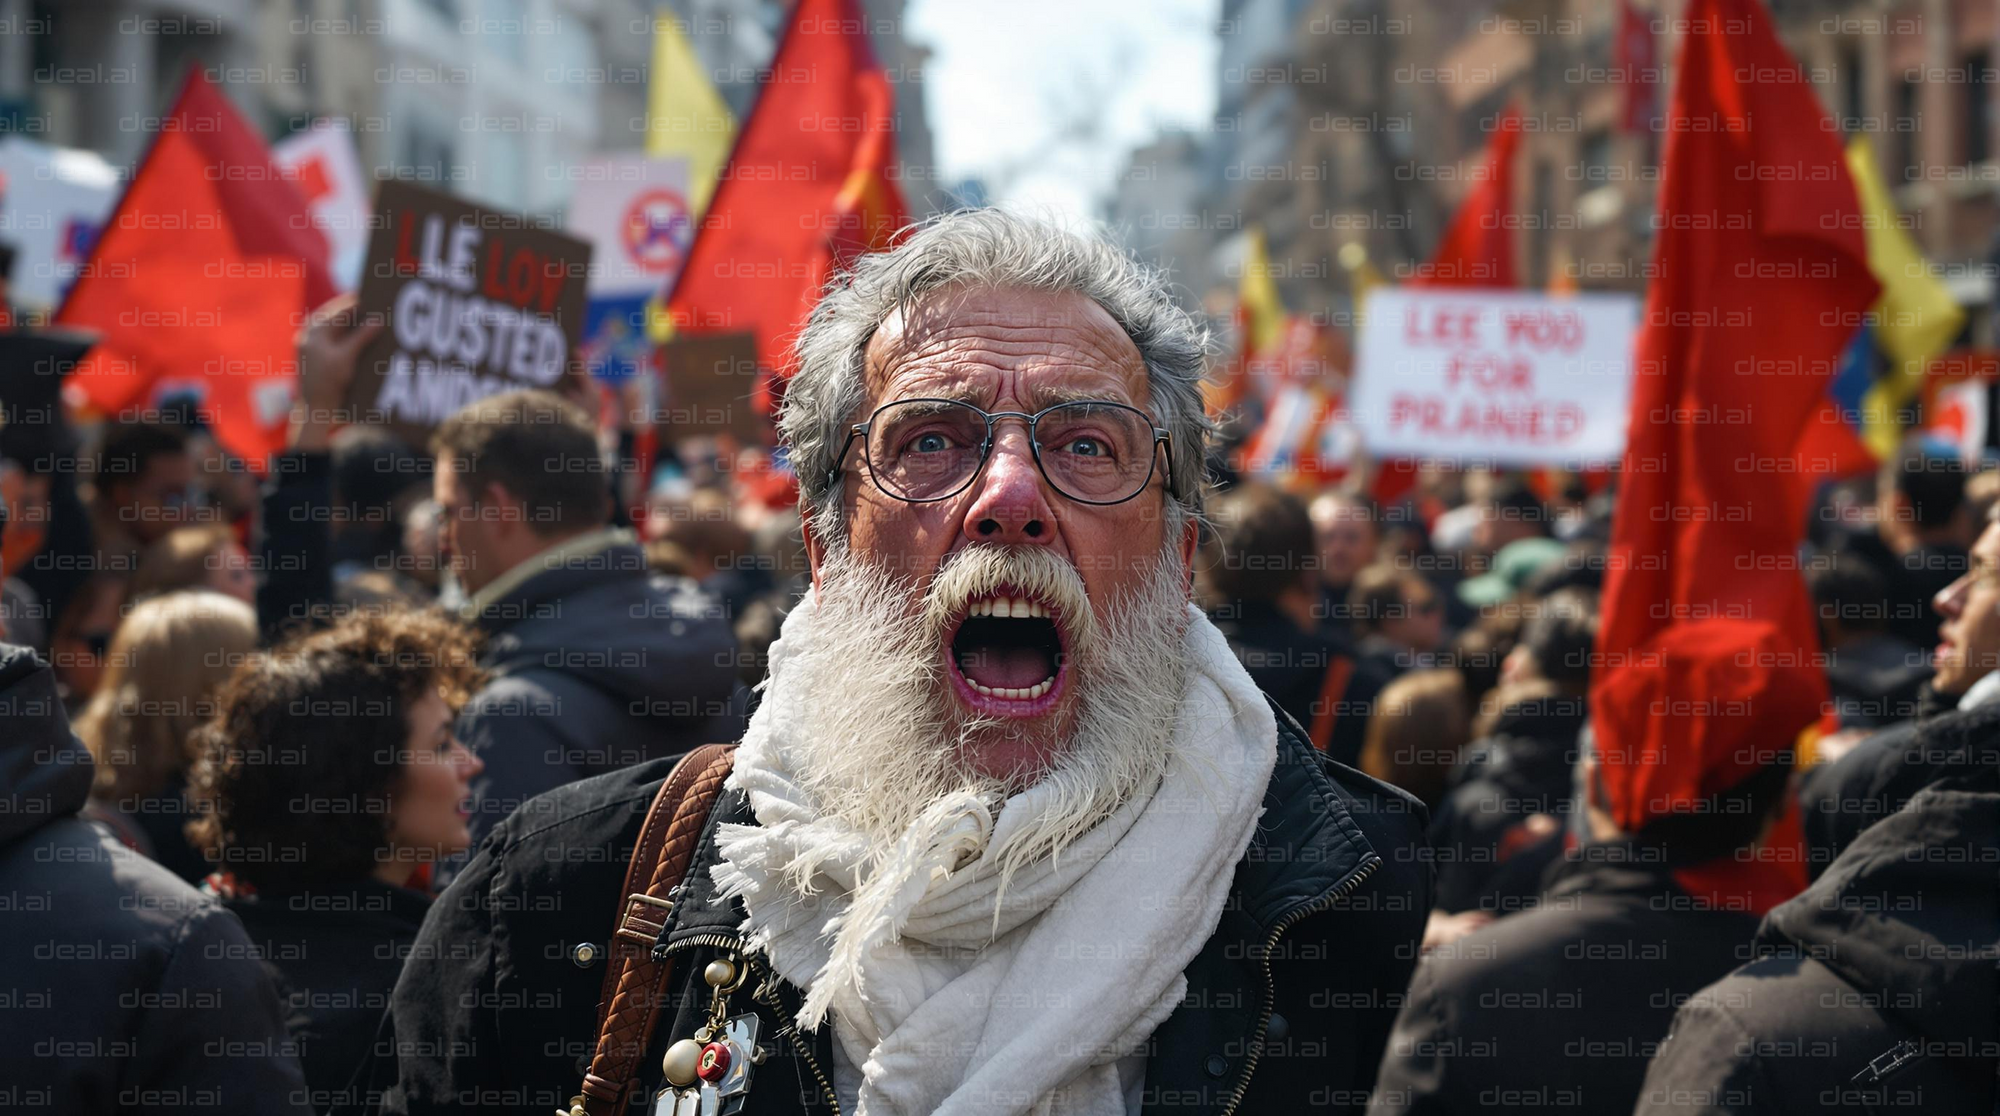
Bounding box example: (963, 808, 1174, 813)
(349, 181, 592, 443)
(566, 155, 693, 381)
(0, 138, 118, 313)
(658, 333, 765, 441)
(1351, 288, 1638, 465)
(273, 122, 371, 292)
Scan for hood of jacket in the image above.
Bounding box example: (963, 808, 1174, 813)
(473, 538, 740, 720)
(0, 642, 94, 848)
(1760, 780, 2000, 1053)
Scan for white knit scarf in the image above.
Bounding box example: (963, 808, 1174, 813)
(711, 602, 1277, 1116)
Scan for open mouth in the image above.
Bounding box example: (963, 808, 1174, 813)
(947, 592, 1068, 715)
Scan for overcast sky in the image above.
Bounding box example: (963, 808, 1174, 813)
(906, 0, 1221, 223)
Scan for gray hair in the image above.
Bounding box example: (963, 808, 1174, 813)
(782, 208, 1213, 546)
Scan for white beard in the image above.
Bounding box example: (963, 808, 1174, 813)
(759, 540, 1192, 896)
(714, 541, 1280, 1116)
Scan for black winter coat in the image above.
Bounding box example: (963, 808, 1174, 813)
(1635, 780, 2000, 1114)
(0, 644, 311, 1114)
(455, 538, 748, 855)
(224, 879, 431, 1113)
(1795, 697, 2000, 880)
(1368, 846, 1760, 1115)
(368, 697, 1431, 1116)
(1427, 696, 1586, 914)
(1208, 599, 1391, 768)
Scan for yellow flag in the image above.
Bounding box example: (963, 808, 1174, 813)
(645, 15, 736, 344)
(1338, 241, 1386, 315)
(648, 14, 735, 212)
(1241, 227, 1286, 356)
(1848, 137, 1965, 457)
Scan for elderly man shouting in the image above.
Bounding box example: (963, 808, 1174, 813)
(374, 210, 1429, 1116)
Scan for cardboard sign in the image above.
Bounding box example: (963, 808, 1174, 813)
(1351, 288, 1639, 465)
(349, 181, 592, 443)
(658, 333, 766, 441)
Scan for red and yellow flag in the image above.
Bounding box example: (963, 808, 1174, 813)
(662, 0, 910, 403)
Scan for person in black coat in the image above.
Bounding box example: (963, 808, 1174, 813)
(370, 212, 1431, 1116)
(1371, 619, 1815, 1115)
(1203, 484, 1391, 767)
(428, 390, 747, 855)
(184, 608, 489, 1112)
(0, 642, 310, 1113)
(367, 698, 1430, 1116)
(1427, 588, 1596, 915)
(1636, 778, 2000, 1114)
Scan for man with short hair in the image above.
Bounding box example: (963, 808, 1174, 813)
(430, 390, 744, 849)
(1865, 443, 1972, 649)
(1350, 564, 1447, 678)
(1797, 510, 2000, 874)
(379, 210, 1429, 1116)
(90, 419, 196, 565)
(1308, 489, 1380, 638)
(1205, 484, 1390, 767)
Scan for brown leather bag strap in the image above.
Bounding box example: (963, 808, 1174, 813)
(571, 743, 738, 1116)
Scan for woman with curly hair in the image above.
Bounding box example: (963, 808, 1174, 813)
(185, 607, 485, 1109)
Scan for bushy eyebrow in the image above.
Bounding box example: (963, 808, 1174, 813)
(899, 383, 1134, 411)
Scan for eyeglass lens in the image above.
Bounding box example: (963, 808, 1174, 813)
(864, 400, 1157, 503)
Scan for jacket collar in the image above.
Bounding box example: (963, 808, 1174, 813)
(1236, 695, 1381, 928)
(460, 526, 640, 627)
(666, 692, 1380, 943)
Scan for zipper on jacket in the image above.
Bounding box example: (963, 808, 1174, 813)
(654, 932, 844, 1116)
(1217, 856, 1381, 1116)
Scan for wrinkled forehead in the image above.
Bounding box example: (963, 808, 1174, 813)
(861, 285, 1150, 412)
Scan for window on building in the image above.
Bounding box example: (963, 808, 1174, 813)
(1966, 50, 1990, 165)
(404, 117, 455, 184)
(1839, 42, 1863, 133)
(1581, 130, 1613, 184)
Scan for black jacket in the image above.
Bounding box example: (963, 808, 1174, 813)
(1635, 780, 2000, 1114)
(1427, 696, 1586, 914)
(370, 697, 1432, 1116)
(1369, 846, 1761, 1115)
(0, 643, 311, 1113)
(1208, 599, 1391, 769)
(1823, 631, 1929, 729)
(1795, 698, 2000, 880)
(455, 538, 747, 855)
(224, 879, 432, 1113)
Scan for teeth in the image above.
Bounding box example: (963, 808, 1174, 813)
(969, 677, 1055, 700)
(967, 596, 1051, 620)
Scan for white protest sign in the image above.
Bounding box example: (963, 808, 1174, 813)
(273, 122, 372, 292)
(1352, 287, 1639, 465)
(0, 137, 119, 312)
(565, 154, 693, 298)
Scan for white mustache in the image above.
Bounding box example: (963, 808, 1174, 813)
(921, 546, 1099, 650)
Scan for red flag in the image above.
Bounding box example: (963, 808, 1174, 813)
(1616, 0, 1659, 134)
(1592, 0, 1879, 913)
(664, 0, 909, 401)
(1409, 103, 1521, 289)
(59, 70, 335, 466)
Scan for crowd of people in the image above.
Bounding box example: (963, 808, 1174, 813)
(0, 208, 1995, 1115)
